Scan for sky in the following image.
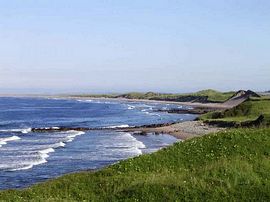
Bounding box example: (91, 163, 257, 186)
(0, 0, 269, 94)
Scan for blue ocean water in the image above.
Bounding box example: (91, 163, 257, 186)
(0, 97, 196, 189)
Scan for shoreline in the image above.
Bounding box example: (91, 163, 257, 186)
(120, 120, 224, 140)
(0, 95, 225, 139)
(66, 96, 230, 109)
(0, 95, 226, 140)
(0, 95, 230, 109)
(20, 120, 224, 140)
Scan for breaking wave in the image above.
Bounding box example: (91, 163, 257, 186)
(0, 136, 21, 148)
(105, 124, 130, 129)
(0, 128, 32, 134)
(2, 130, 86, 171)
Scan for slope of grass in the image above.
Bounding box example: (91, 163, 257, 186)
(1, 128, 269, 201)
(200, 98, 270, 127)
(111, 89, 234, 103)
(190, 89, 235, 102)
(70, 89, 235, 103)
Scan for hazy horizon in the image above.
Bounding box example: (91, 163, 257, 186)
(0, 1, 269, 94)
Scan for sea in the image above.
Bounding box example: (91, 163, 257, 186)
(0, 97, 196, 189)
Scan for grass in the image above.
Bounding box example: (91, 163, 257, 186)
(189, 89, 235, 102)
(0, 128, 269, 201)
(199, 98, 270, 127)
(149, 89, 234, 102)
(73, 89, 235, 103)
(119, 89, 235, 103)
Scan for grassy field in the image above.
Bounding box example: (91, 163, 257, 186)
(1, 128, 269, 201)
(199, 97, 270, 127)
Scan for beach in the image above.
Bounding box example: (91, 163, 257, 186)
(120, 120, 223, 140)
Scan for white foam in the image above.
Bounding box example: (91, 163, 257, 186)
(127, 105, 135, 110)
(39, 148, 55, 159)
(67, 131, 85, 138)
(0, 136, 21, 147)
(11, 164, 34, 171)
(1, 129, 87, 171)
(0, 128, 31, 134)
(124, 133, 146, 149)
(106, 124, 129, 129)
(77, 99, 94, 103)
(64, 130, 85, 143)
(39, 148, 55, 154)
(53, 141, 66, 148)
(8, 141, 66, 171)
(117, 133, 146, 156)
(10, 158, 48, 171)
(21, 128, 32, 134)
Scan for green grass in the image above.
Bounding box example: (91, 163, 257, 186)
(189, 89, 235, 102)
(76, 89, 235, 103)
(200, 98, 270, 127)
(120, 89, 235, 103)
(151, 89, 234, 102)
(1, 128, 270, 201)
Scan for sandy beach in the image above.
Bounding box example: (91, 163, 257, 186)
(120, 121, 223, 140)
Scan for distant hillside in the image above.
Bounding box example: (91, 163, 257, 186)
(70, 89, 264, 105)
(115, 89, 235, 103)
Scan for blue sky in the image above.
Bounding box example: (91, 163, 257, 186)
(0, 0, 269, 94)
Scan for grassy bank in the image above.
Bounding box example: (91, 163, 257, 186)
(1, 128, 269, 201)
(119, 89, 235, 103)
(72, 89, 235, 103)
(199, 98, 270, 127)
